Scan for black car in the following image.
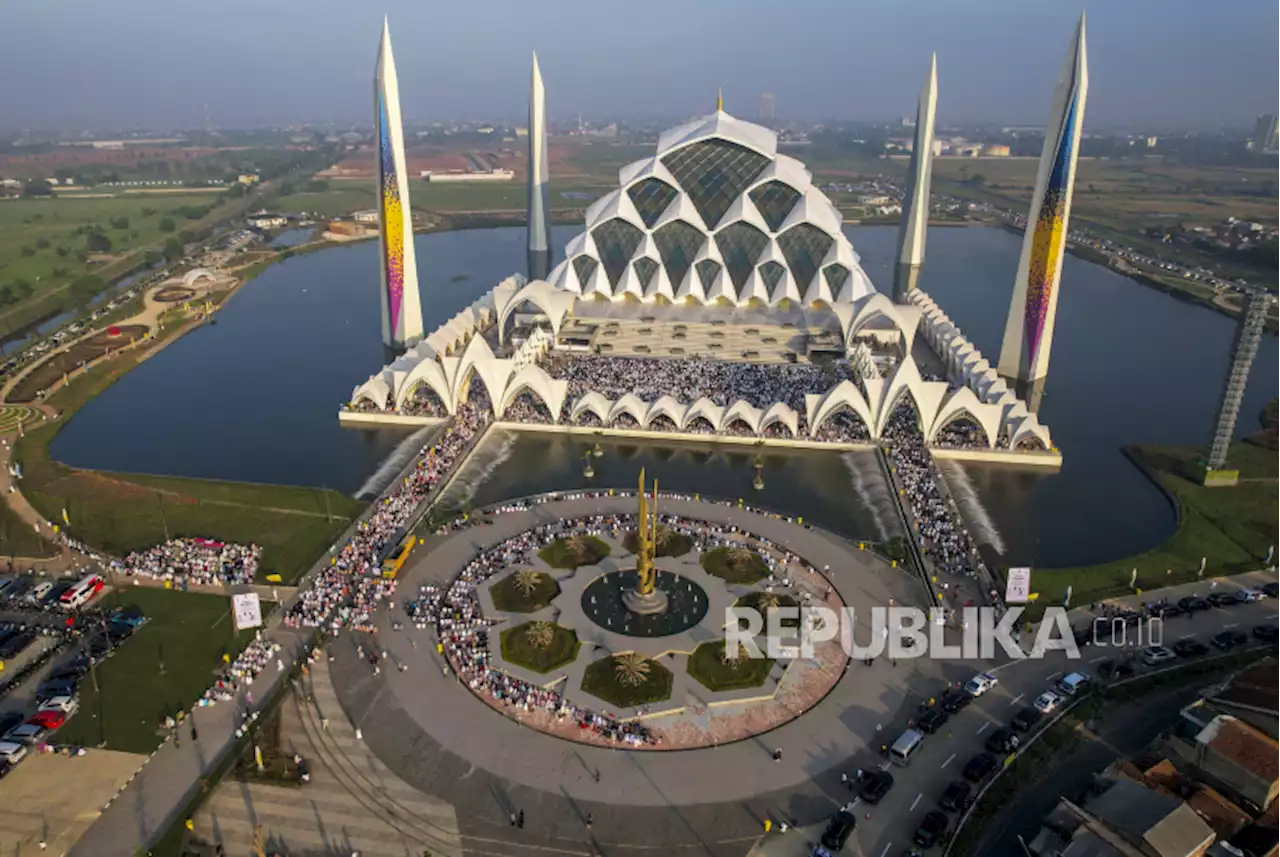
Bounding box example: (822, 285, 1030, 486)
(1179, 596, 1210, 612)
(48, 663, 89, 683)
(45, 582, 71, 604)
(939, 780, 971, 812)
(3, 578, 31, 602)
(962, 753, 997, 782)
(1208, 592, 1239, 608)
(0, 712, 22, 737)
(1212, 630, 1248, 650)
(914, 810, 949, 847)
(1264, 583, 1279, 599)
(1148, 602, 1183, 619)
(985, 728, 1020, 754)
(1011, 707, 1042, 733)
(1173, 638, 1209, 657)
(859, 770, 895, 804)
(941, 689, 971, 713)
(36, 679, 77, 702)
(0, 632, 34, 660)
(917, 707, 949, 734)
(1253, 624, 1278, 642)
(820, 809, 857, 850)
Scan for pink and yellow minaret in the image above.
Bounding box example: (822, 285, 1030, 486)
(374, 18, 423, 348)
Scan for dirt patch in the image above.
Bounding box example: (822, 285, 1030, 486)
(154, 285, 196, 303)
(10, 324, 148, 402)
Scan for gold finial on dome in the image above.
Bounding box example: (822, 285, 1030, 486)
(716, 88, 723, 112)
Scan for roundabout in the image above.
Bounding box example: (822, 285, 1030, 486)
(328, 488, 940, 857)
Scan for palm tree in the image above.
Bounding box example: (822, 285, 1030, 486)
(755, 592, 782, 612)
(525, 622, 556, 650)
(513, 569, 542, 597)
(728, 548, 756, 572)
(720, 642, 745, 667)
(613, 653, 651, 687)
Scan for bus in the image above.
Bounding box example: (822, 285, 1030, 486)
(60, 574, 104, 609)
(381, 536, 417, 579)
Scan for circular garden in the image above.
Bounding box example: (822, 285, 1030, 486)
(500, 621, 581, 674)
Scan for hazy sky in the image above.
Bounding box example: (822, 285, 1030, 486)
(2, 0, 1276, 131)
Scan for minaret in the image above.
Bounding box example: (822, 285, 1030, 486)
(527, 52, 552, 281)
(374, 17, 424, 348)
(893, 53, 938, 305)
(997, 14, 1088, 410)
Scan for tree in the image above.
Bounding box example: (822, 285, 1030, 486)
(0, 286, 14, 306)
(14, 279, 33, 298)
(110, 216, 130, 230)
(20, 246, 35, 257)
(613, 653, 651, 687)
(524, 622, 555, 650)
(226, 183, 246, 198)
(141, 207, 157, 217)
(158, 217, 176, 233)
(85, 231, 112, 253)
(35, 237, 50, 250)
(144, 250, 163, 266)
(178, 230, 195, 245)
(163, 236, 184, 262)
(69, 275, 106, 306)
(514, 569, 542, 597)
(22, 180, 54, 197)
(305, 179, 329, 193)
(278, 181, 295, 196)
(55, 245, 69, 258)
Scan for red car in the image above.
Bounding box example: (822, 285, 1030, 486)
(28, 711, 66, 729)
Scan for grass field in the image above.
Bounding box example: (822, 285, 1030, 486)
(1030, 443, 1278, 607)
(8, 332, 363, 582)
(275, 178, 610, 220)
(56, 587, 253, 753)
(0, 488, 59, 558)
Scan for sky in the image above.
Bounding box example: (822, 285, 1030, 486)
(2, 0, 1276, 132)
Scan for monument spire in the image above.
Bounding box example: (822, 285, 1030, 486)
(893, 52, 937, 305)
(527, 51, 552, 281)
(716, 88, 724, 112)
(997, 13, 1088, 410)
(373, 17, 424, 347)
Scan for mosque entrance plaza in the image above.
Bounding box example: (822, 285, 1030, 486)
(327, 490, 936, 855)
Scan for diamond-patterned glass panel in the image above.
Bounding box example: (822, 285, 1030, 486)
(633, 257, 659, 290)
(661, 140, 770, 230)
(591, 218, 644, 288)
(759, 260, 786, 295)
(626, 178, 679, 228)
(696, 259, 722, 290)
(652, 220, 704, 289)
(714, 222, 769, 297)
(823, 263, 851, 296)
(749, 181, 802, 232)
(778, 224, 834, 294)
(572, 255, 599, 288)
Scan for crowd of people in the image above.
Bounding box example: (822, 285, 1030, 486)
(115, 538, 262, 587)
(283, 403, 490, 633)
(406, 508, 814, 747)
(196, 633, 281, 708)
(882, 403, 985, 582)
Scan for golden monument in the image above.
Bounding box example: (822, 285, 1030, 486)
(623, 468, 669, 615)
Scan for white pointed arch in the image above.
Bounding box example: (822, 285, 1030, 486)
(760, 402, 800, 437)
(644, 395, 688, 430)
(451, 336, 513, 416)
(808, 380, 875, 439)
(394, 359, 454, 413)
(927, 387, 1002, 449)
(494, 280, 577, 346)
(608, 393, 648, 426)
(722, 400, 764, 434)
(683, 397, 725, 431)
(351, 375, 392, 409)
(570, 392, 612, 424)
(497, 364, 567, 421)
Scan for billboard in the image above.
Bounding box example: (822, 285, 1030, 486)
(232, 592, 263, 631)
(1005, 567, 1032, 604)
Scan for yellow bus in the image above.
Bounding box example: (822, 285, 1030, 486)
(381, 535, 417, 579)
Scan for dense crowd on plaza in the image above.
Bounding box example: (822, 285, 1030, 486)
(283, 402, 490, 633)
(882, 403, 985, 582)
(197, 633, 281, 708)
(115, 538, 262, 587)
(405, 508, 810, 747)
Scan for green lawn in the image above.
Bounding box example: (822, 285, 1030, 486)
(0, 491, 59, 558)
(1028, 444, 1278, 607)
(580, 655, 673, 708)
(489, 571, 560, 612)
(9, 341, 363, 583)
(499, 622, 580, 673)
(687, 641, 774, 692)
(271, 186, 376, 218)
(538, 534, 611, 570)
(701, 546, 770, 584)
(57, 587, 254, 753)
(621, 526, 694, 558)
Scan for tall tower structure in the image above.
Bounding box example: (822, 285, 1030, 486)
(527, 53, 552, 281)
(997, 14, 1088, 410)
(1205, 292, 1273, 477)
(374, 17, 424, 348)
(892, 53, 938, 305)
(758, 92, 776, 126)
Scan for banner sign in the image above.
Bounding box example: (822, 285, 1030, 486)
(232, 592, 263, 631)
(1005, 567, 1032, 604)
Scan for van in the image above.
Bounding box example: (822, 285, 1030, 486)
(889, 729, 925, 767)
(0, 741, 27, 765)
(1057, 672, 1092, 696)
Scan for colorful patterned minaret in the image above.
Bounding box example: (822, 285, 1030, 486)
(374, 17, 423, 347)
(893, 53, 937, 305)
(527, 52, 552, 281)
(998, 13, 1088, 404)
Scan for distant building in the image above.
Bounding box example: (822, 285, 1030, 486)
(420, 169, 514, 183)
(1145, 135, 1159, 148)
(237, 173, 260, 185)
(983, 143, 1011, 157)
(758, 92, 776, 125)
(246, 214, 287, 229)
(353, 209, 380, 224)
(1249, 114, 1278, 152)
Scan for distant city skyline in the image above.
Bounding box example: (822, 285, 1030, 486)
(1, 0, 1276, 133)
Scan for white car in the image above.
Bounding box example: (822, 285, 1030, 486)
(26, 581, 53, 604)
(0, 741, 27, 765)
(964, 673, 999, 697)
(38, 696, 78, 716)
(1141, 645, 1177, 666)
(1033, 690, 1063, 714)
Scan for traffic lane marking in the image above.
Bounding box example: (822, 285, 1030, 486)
(941, 753, 955, 769)
(910, 793, 922, 811)
(976, 722, 991, 735)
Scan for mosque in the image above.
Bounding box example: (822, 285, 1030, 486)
(344, 16, 1089, 465)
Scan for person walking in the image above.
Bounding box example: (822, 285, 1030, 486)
(517, 810, 524, 829)
(584, 814, 593, 829)
(772, 748, 783, 762)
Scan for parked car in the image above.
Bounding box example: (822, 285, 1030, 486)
(0, 633, 35, 661)
(25, 581, 53, 605)
(1212, 630, 1248, 650)
(37, 696, 78, 717)
(1173, 639, 1209, 657)
(43, 582, 71, 605)
(1011, 708, 1043, 733)
(1033, 691, 1063, 714)
(28, 710, 66, 730)
(963, 673, 998, 697)
(35, 680, 77, 703)
(1208, 592, 1240, 608)
(859, 770, 894, 805)
(819, 809, 857, 851)
(1264, 583, 1279, 599)
(1253, 624, 1278, 642)
(1147, 602, 1183, 619)
(914, 810, 949, 847)
(110, 605, 146, 628)
(985, 728, 1020, 754)
(1057, 672, 1092, 696)
(941, 689, 971, 713)
(0, 714, 23, 737)
(962, 753, 997, 782)
(1235, 588, 1266, 603)
(939, 780, 971, 812)
(5, 723, 48, 744)
(1141, 645, 1177, 666)
(48, 662, 89, 683)
(1179, 596, 1209, 613)
(917, 707, 949, 734)
(0, 741, 27, 765)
